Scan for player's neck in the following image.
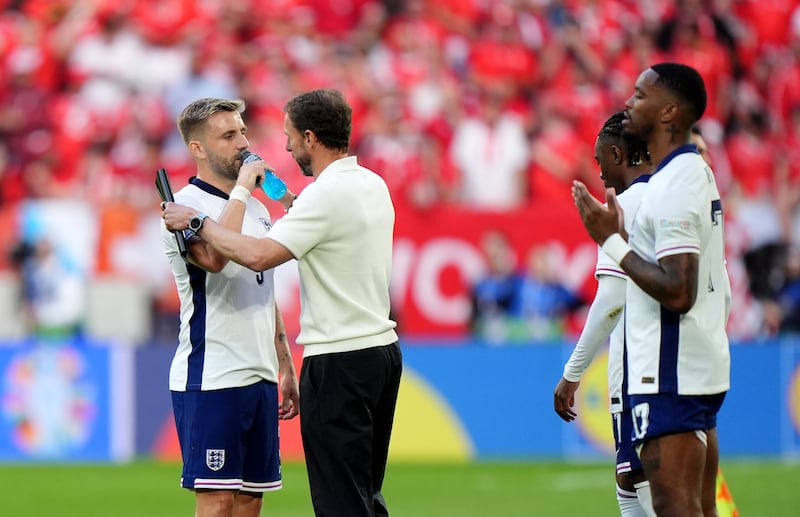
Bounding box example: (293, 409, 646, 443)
(311, 150, 349, 179)
(649, 132, 691, 170)
(195, 167, 236, 194)
(625, 164, 652, 184)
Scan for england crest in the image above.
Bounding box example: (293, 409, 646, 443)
(206, 449, 225, 471)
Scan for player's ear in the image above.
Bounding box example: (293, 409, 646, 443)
(611, 144, 624, 165)
(189, 140, 205, 159)
(660, 102, 678, 124)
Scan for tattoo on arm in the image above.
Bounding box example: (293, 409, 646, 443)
(621, 253, 697, 313)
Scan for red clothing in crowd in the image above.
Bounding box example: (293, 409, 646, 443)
(726, 128, 780, 198)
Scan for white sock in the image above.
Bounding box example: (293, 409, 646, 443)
(634, 480, 657, 517)
(617, 485, 648, 517)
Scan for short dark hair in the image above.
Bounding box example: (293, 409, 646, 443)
(650, 62, 707, 123)
(598, 111, 649, 167)
(177, 98, 245, 145)
(284, 89, 352, 153)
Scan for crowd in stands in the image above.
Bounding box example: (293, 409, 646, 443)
(2, 0, 800, 342)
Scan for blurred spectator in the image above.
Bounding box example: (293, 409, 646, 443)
(528, 102, 595, 205)
(66, 8, 147, 117)
(780, 106, 800, 247)
(9, 236, 86, 338)
(448, 87, 530, 210)
(674, 20, 732, 123)
(162, 41, 238, 122)
(467, 1, 538, 96)
(0, 140, 24, 206)
(357, 93, 442, 210)
(725, 110, 784, 249)
(763, 245, 800, 334)
(735, 0, 797, 56)
(512, 244, 583, 340)
(605, 26, 666, 110)
(768, 9, 800, 136)
(469, 231, 583, 344)
(469, 229, 523, 342)
(0, 25, 53, 179)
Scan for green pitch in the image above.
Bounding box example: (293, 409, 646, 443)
(1, 459, 797, 516)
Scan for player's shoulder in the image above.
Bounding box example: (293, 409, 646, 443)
(174, 183, 202, 202)
(665, 151, 705, 179)
(618, 177, 648, 208)
(175, 183, 217, 210)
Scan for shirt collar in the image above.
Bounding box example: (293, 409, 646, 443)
(319, 155, 358, 177)
(189, 177, 230, 199)
(654, 144, 699, 173)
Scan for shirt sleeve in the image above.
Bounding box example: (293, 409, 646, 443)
(266, 182, 332, 259)
(562, 275, 626, 382)
(652, 182, 702, 260)
(595, 244, 627, 279)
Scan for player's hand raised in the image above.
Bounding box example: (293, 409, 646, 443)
(572, 182, 626, 245)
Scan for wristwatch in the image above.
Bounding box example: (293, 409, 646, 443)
(188, 213, 208, 236)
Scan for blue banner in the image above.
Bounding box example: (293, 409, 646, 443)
(0, 338, 132, 461)
(398, 338, 800, 459)
(2, 338, 798, 462)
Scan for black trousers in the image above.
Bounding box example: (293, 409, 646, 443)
(300, 342, 402, 517)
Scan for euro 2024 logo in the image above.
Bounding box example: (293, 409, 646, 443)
(2, 344, 96, 457)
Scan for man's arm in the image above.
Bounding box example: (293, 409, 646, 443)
(274, 304, 299, 420)
(165, 160, 295, 272)
(572, 181, 698, 314)
(185, 196, 249, 272)
(554, 274, 625, 422)
(167, 203, 294, 272)
(201, 218, 294, 272)
(618, 252, 698, 314)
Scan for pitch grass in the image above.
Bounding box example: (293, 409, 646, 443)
(1, 459, 798, 516)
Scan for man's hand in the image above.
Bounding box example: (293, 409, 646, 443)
(553, 377, 580, 423)
(278, 371, 300, 420)
(572, 181, 626, 245)
(162, 202, 200, 232)
(237, 159, 273, 192)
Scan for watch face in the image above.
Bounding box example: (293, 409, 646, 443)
(189, 214, 207, 234)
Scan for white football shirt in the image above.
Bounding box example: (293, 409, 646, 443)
(564, 176, 649, 414)
(162, 178, 279, 391)
(599, 176, 649, 413)
(625, 146, 731, 396)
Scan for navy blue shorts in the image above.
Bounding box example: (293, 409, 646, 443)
(612, 410, 643, 475)
(629, 392, 726, 449)
(171, 380, 281, 492)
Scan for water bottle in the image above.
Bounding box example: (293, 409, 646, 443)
(240, 149, 287, 200)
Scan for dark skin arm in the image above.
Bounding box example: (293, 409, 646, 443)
(571, 181, 698, 314)
(553, 377, 579, 422)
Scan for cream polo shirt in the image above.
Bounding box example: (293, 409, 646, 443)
(266, 156, 398, 356)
